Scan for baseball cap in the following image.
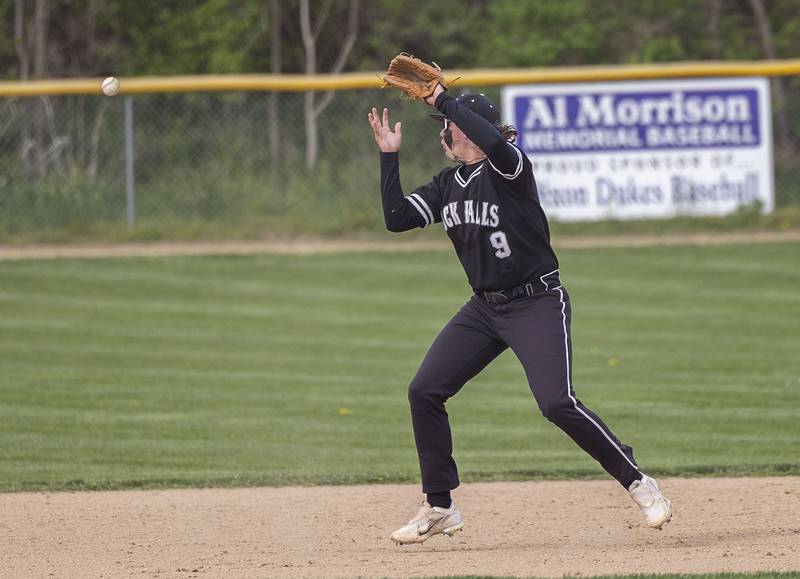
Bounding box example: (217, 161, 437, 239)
(428, 93, 501, 126)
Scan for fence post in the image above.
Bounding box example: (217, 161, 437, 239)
(124, 96, 136, 229)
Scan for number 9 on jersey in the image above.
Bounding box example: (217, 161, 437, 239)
(489, 231, 511, 259)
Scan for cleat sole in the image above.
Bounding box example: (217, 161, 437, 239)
(391, 522, 464, 545)
(443, 522, 464, 536)
(648, 502, 673, 530)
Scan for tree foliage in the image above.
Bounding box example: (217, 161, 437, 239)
(1, 0, 799, 80)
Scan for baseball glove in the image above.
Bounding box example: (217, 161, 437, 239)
(381, 53, 448, 101)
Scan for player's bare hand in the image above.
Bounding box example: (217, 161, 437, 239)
(368, 107, 402, 152)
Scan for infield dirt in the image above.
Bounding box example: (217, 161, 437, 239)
(1, 229, 799, 260)
(2, 476, 798, 578)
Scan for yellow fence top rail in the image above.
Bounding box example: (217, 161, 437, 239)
(2, 59, 800, 97)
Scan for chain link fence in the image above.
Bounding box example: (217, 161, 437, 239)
(1, 81, 799, 242)
(0, 88, 443, 240)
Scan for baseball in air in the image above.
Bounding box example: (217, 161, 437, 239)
(102, 77, 120, 96)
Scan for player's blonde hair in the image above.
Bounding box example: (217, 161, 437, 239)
(497, 123, 518, 143)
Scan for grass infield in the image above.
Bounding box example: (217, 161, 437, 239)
(0, 242, 798, 492)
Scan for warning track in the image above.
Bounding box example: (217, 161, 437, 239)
(0, 230, 798, 261)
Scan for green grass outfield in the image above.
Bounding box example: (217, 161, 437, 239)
(0, 242, 798, 492)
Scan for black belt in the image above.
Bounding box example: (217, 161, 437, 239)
(476, 269, 561, 305)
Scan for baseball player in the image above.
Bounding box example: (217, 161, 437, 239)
(367, 83, 672, 545)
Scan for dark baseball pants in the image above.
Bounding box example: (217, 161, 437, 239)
(407, 278, 642, 493)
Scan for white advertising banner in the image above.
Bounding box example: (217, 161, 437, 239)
(501, 78, 773, 221)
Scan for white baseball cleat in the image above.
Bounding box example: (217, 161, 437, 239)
(390, 501, 464, 544)
(629, 474, 672, 529)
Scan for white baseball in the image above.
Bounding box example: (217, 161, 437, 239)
(102, 77, 120, 96)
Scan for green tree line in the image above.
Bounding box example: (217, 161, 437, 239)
(4, 0, 799, 172)
(3, 0, 800, 81)
(2, 0, 799, 241)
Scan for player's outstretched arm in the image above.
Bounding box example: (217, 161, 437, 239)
(369, 107, 432, 233)
(424, 84, 446, 107)
(427, 85, 521, 178)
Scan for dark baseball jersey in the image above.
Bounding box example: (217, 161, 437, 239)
(380, 93, 559, 292)
(378, 93, 645, 496)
